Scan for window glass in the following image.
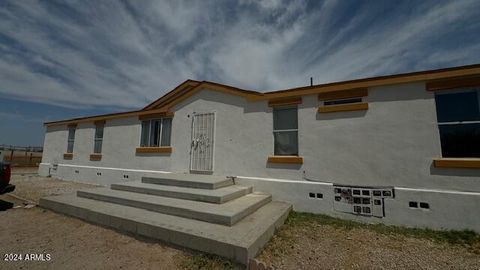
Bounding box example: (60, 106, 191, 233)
(439, 123, 480, 157)
(67, 127, 75, 153)
(435, 91, 480, 122)
(273, 107, 298, 130)
(274, 131, 298, 155)
(150, 120, 161, 147)
(161, 118, 172, 146)
(94, 140, 102, 154)
(324, 98, 362, 106)
(140, 121, 150, 147)
(93, 124, 104, 154)
(140, 119, 172, 147)
(95, 125, 104, 139)
(67, 141, 74, 153)
(68, 127, 76, 140)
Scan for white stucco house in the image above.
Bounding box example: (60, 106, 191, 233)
(40, 64, 480, 232)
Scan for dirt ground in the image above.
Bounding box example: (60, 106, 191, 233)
(258, 214, 480, 270)
(1, 168, 479, 270)
(0, 168, 195, 270)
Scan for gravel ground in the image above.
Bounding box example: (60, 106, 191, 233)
(258, 216, 480, 270)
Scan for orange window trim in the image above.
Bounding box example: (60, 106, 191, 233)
(138, 112, 174, 121)
(433, 158, 480, 168)
(318, 88, 368, 101)
(136, 147, 173, 154)
(426, 76, 480, 91)
(94, 120, 106, 125)
(268, 97, 302, 107)
(318, 102, 368, 113)
(89, 154, 102, 161)
(267, 155, 303, 164)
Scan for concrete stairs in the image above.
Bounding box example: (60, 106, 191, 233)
(39, 174, 292, 265)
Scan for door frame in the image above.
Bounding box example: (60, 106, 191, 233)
(189, 111, 216, 174)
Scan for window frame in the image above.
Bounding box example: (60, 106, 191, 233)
(140, 118, 172, 147)
(272, 106, 299, 156)
(67, 126, 76, 153)
(435, 87, 480, 158)
(93, 123, 104, 154)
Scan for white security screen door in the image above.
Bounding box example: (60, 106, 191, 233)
(190, 112, 215, 173)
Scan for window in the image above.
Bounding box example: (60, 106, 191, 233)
(435, 89, 480, 157)
(94, 123, 104, 153)
(67, 126, 76, 153)
(140, 118, 172, 147)
(273, 107, 298, 155)
(324, 98, 362, 106)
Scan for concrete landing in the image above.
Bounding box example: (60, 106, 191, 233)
(111, 181, 252, 203)
(77, 188, 271, 226)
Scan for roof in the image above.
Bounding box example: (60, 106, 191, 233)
(44, 63, 480, 127)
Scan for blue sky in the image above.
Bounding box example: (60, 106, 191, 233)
(1, 0, 480, 146)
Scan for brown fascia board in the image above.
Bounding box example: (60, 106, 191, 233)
(254, 63, 480, 100)
(44, 63, 480, 127)
(44, 109, 142, 126)
(142, 79, 201, 110)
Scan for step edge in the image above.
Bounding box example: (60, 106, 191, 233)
(77, 190, 239, 225)
(111, 183, 252, 204)
(230, 194, 272, 225)
(141, 177, 234, 189)
(111, 184, 222, 204)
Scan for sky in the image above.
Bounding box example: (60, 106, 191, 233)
(1, 0, 480, 146)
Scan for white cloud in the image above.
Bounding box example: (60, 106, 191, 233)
(0, 0, 479, 110)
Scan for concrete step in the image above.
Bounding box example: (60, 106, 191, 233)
(77, 188, 271, 226)
(142, 174, 233, 189)
(39, 194, 291, 265)
(111, 182, 252, 204)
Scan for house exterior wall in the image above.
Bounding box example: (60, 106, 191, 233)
(39, 81, 480, 231)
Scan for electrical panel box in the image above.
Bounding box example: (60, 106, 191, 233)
(333, 185, 394, 218)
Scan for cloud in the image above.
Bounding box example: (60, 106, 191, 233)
(0, 0, 479, 110)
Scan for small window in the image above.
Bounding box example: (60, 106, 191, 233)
(316, 193, 323, 199)
(362, 190, 370, 196)
(435, 89, 480, 157)
(67, 126, 76, 153)
(324, 98, 362, 106)
(353, 189, 360, 195)
(309, 192, 315, 198)
(94, 123, 104, 154)
(140, 118, 173, 147)
(362, 198, 370, 204)
(373, 190, 382, 196)
(409, 201, 418, 208)
(419, 202, 430, 209)
(273, 107, 298, 156)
